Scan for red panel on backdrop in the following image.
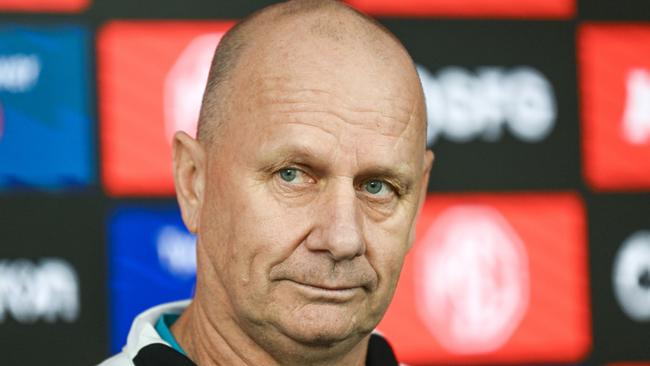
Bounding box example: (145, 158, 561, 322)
(98, 21, 234, 196)
(0, 0, 89, 12)
(377, 193, 591, 365)
(346, 0, 575, 19)
(579, 24, 650, 191)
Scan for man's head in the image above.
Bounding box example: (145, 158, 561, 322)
(172, 1, 433, 364)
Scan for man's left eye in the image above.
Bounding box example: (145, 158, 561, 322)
(363, 179, 393, 196)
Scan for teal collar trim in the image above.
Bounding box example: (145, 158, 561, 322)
(154, 313, 186, 356)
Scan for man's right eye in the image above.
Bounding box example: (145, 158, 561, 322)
(276, 167, 316, 186)
(279, 168, 299, 182)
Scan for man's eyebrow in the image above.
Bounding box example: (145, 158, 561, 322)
(258, 144, 329, 171)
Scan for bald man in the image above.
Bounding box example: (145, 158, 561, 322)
(99, 1, 433, 365)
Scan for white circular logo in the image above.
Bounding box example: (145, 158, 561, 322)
(414, 205, 530, 354)
(612, 230, 650, 321)
(164, 33, 223, 142)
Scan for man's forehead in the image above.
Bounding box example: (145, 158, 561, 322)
(255, 73, 417, 123)
(249, 82, 423, 162)
(241, 36, 422, 121)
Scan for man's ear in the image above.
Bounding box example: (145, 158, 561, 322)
(172, 131, 206, 234)
(408, 149, 434, 249)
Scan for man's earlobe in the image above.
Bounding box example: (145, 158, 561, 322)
(172, 131, 206, 234)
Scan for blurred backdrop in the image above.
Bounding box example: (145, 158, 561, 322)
(0, 0, 649, 365)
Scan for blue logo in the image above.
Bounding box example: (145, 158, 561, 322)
(108, 205, 196, 353)
(0, 25, 93, 190)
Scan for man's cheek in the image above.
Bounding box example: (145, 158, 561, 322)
(380, 248, 410, 302)
(386, 257, 407, 290)
(250, 196, 315, 246)
(372, 234, 411, 271)
(370, 251, 404, 296)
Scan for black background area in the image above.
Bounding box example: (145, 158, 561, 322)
(578, 0, 650, 21)
(86, 0, 279, 19)
(587, 193, 650, 362)
(83, 0, 650, 21)
(380, 20, 581, 192)
(0, 195, 107, 366)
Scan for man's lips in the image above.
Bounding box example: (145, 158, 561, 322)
(283, 279, 364, 301)
(290, 280, 360, 291)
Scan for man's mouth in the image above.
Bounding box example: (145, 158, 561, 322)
(285, 279, 363, 302)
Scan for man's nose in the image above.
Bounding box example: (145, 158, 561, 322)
(305, 181, 366, 261)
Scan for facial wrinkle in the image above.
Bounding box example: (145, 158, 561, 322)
(256, 77, 416, 134)
(376, 94, 424, 167)
(275, 105, 413, 146)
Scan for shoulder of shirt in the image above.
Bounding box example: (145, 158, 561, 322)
(95, 300, 191, 366)
(97, 352, 132, 366)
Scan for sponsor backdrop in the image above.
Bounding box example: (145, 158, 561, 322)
(0, 0, 648, 365)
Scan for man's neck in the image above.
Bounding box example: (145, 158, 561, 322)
(170, 299, 370, 366)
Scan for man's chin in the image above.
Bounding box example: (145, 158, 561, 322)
(276, 316, 362, 348)
(265, 299, 378, 349)
(283, 326, 358, 348)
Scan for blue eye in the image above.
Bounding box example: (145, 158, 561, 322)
(364, 179, 385, 194)
(279, 168, 298, 182)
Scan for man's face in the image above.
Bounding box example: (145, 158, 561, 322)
(194, 33, 431, 350)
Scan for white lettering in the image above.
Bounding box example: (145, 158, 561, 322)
(0, 54, 41, 92)
(622, 69, 650, 144)
(417, 65, 557, 145)
(0, 258, 79, 323)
